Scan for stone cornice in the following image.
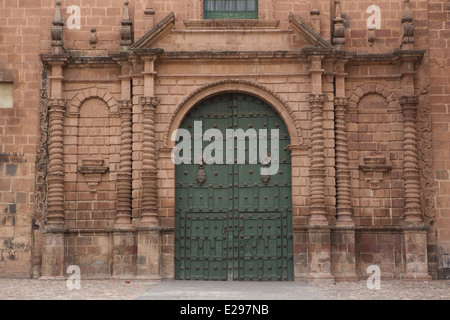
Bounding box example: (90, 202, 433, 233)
(183, 19, 280, 30)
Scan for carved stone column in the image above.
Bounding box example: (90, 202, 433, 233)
(115, 100, 133, 229)
(136, 97, 161, 280)
(399, 95, 422, 224)
(140, 96, 160, 228)
(399, 95, 431, 281)
(308, 94, 328, 225)
(46, 98, 66, 227)
(41, 97, 66, 279)
(334, 97, 353, 225)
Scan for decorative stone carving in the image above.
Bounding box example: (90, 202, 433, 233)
(359, 154, 392, 190)
(51, 1, 64, 54)
(332, 0, 345, 51)
(90, 28, 98, 48)
(165, 79, 303, 147)
(401, 0, 415, 49)
(417, 93, 436, 226)
(46, 98, 66, 227)
(334, 97, 353, 224)
(140, 97, 161, 228)
(308, 94, 327, 225)
(34, 69, 50, 229)
(78, 159, 109, 193)
(120, 1, 133, 48)
(115, 100, 133, 228)
(399, 95, 423, 224)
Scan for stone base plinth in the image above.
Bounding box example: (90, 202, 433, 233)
(112, 230, 137, 277)
(41, 231, 66, 278)
(136, 227, 162, 281)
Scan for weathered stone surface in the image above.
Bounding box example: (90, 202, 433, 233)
(0, 0, 448, 282)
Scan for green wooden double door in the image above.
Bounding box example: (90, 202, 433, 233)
(175, 93, 293, 281)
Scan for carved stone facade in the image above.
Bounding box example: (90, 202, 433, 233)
(1, 1, 449, 281)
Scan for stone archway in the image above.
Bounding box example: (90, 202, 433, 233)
(164, 79, 303, 148)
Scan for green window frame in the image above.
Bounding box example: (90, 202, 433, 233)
(204, 0, 258, 19)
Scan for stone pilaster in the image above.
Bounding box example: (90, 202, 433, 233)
(136, 97, 162, 280)
(308, 94, 328, 225)
(115, 100, 133, 229)
(399, 95, 431, 281)
(399, 95, 422, 224)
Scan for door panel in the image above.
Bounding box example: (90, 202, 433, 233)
(175, 93, 293, 281)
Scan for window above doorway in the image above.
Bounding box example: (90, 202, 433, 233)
(204, 0, 258, 19)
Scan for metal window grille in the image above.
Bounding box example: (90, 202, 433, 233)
(204, 0, 258, 19)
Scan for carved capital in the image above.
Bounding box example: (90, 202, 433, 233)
(399, 95, 419, 122)
(399, 95, 419, 106)
(118, 100, 133, 116)
(334, 97, 349, 107)
(308, 94, 327, 107)
(140, 96, 160, 109)
(48, 98, 66, 110)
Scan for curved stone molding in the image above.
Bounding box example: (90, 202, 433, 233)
(164, 79, 303, 147)
(68, 88, 119, 117)
(348, 83, 397, 112)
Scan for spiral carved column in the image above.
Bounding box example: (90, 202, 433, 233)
(140, 96, 160, 228)
(334, 97, 353, 225)
(46, 98, 66, 227)
(115, 100, 133, 228)
(308, 94, 328, 225)
(399, 95, 423, 224)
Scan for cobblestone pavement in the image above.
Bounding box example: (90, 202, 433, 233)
(316, 280, 450, 300)
(0, 279, 448, 300)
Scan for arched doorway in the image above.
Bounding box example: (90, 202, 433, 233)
(174, 93, 293, 281)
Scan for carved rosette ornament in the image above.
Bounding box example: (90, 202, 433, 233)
(334, 97, 353, 224)
(115, 100, 133, 228)
(399, 95, 423, 224)
(46, 98, 66, 227)
(308, 94, 328, 224)
(140, 97, 161, 228)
